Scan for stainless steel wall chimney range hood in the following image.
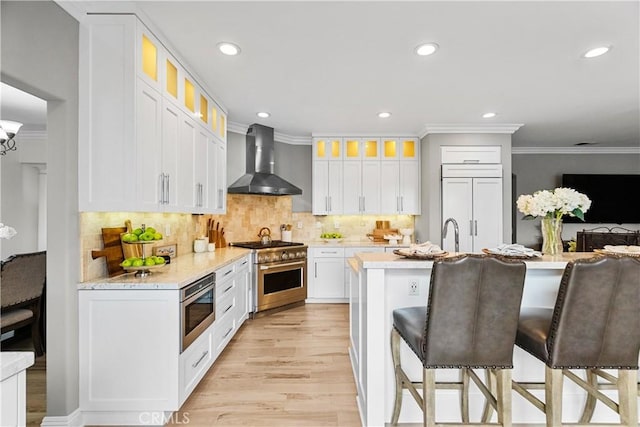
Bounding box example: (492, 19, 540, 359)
(227, 124, 302, 196)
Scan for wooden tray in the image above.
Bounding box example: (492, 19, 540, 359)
(482, 248, 541, 259)
(594, 249, 640, 257)
(393, 249, 448, 260)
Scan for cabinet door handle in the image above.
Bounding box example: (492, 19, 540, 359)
(222, 327, 233, 339)
(223, 270, 233, 277)
(223, 304, 233, 314)
(400, 196, 404, 212)
(469, 220, 474, 236)
(463, 159, 480, 163)
(474, 220, 478, 236)
(397, 196, 400, 212)
(168, 174, 171, 204)
(192, 350, 209, 368)
(315, 262, 317, 278)
(164, 174, 170, 204)
(329, 196, 332, 212)
(218, 189, 223, 209)
(159, 174, 165, 204)
(325, 196, 328, 212)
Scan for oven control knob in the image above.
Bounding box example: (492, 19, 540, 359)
(281, 252, 289, 260)
(298, 251, 306, 258)
(258, 254, 265, 263)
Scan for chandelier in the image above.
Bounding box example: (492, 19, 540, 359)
(0, 120, 24, 155)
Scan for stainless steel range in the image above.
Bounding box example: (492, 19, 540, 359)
(230, 240, 307, 313)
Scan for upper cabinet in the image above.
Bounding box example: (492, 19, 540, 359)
(441, 146, 501, 164)
(311, 136, 420, 215)
(79, 14, 227, 213)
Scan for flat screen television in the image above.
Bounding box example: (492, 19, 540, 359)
(561, 174, 640, 224)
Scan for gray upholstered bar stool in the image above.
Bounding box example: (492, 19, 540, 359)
(512, 256, 640, 426)
(390, 255, 526, 426)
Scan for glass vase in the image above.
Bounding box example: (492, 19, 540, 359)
(541, 217, 563, 255)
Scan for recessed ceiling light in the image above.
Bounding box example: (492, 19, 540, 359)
(482, 112, 497, 119)
(378, 112, 392, 119)
(414, 43, 439, 56)
(256, 112, 270, 118)
(218, 42, 241, 56)
(583, 46, 610, 58)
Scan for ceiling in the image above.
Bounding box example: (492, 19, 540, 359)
(24, 2, 640, 147)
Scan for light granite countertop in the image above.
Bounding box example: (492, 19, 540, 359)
(78, 247, 251, 290)
(352, 251, 601, 270)
(0, 351, 34, 382)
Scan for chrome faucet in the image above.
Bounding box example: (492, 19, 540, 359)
(442, 218, 460, 253)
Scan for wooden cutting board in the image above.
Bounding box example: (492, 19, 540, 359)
(91, 226, 127, 277)
(370, 228, 399, 242)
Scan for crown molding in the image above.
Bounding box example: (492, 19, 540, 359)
(419, 123, 524, 138)
(311, 133, 419, 138)
(227, 121, 312, 145)
(512, 146, 640, 155)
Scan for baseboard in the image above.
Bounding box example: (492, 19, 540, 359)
(40, 408, 82, 427)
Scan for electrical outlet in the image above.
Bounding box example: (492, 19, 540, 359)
(316, 221, 322, 229)
(408, 280, 419, 296)
(164, 224, 171, 236)
(297, 221, 303, 229)
(334, 221, 340, 229)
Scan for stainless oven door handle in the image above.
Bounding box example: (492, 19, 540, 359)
(183, 283, 214, 306)
(259, 261, 305, 270)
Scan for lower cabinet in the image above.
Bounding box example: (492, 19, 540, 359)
(78, 255, 249, 426)
(308, 246, 384, 302)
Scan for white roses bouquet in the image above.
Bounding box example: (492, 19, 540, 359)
(516, 187, 591, 221)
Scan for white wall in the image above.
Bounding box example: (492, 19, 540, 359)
(512, 151, 640, 246)
(1, 131, 47, 259)
(1, 0, 80, 419)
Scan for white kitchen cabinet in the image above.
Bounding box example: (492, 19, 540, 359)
(442, 176, 503, 252)
(193, 128, 208, 212)
(308, 247, 385, 302)
(308, 247, 345, 300)
(312, 160, 343, 215)
(79, 14, 228, 212)
(207, 139, 227, 214)
(236, 256, 251, 323)
(441, 145, 501, 164)
(79, 255, 250, 425)
(343, 160, 381, 214)
(379, 160, 420, 214)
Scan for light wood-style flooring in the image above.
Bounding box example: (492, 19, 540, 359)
(14, 303, 360, 426)
(168, 303, 360, 426)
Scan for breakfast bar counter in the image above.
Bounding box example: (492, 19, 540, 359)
(347, 252, 628, 426)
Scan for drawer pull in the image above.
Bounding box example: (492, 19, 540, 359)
(223, 270, 233, 277)
(224, 285, 233, 294)
(223, 304, 233, 314)
(223, 327, 233, 339)
(192, 350, 209, 368)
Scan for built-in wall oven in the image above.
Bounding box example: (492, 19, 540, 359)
(230, 241, 307, 313)
(180, 273, 215, 352)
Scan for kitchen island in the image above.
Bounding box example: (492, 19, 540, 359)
(77, 247, 251, 426)
(347, 252, 629, 426)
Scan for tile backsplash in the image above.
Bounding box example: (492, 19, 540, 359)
(81, 194, 414, 281)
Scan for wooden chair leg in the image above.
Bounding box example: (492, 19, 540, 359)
(31, 302, 45, 357)
(545, 366, 563, 427)
(390, 328, 403, 425)
(579, 369, 597, 423)
(481, 368, 496, 423)
(495, 369, 512, 427)
(423, 368, 436, 427)
(460, 368, 469, 423)
(617, 369, 638, 426)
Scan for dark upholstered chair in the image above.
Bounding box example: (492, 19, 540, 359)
(1, 251, 46, 356)
(390, 255, 526, 426)
(513, 256, 640, 426)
